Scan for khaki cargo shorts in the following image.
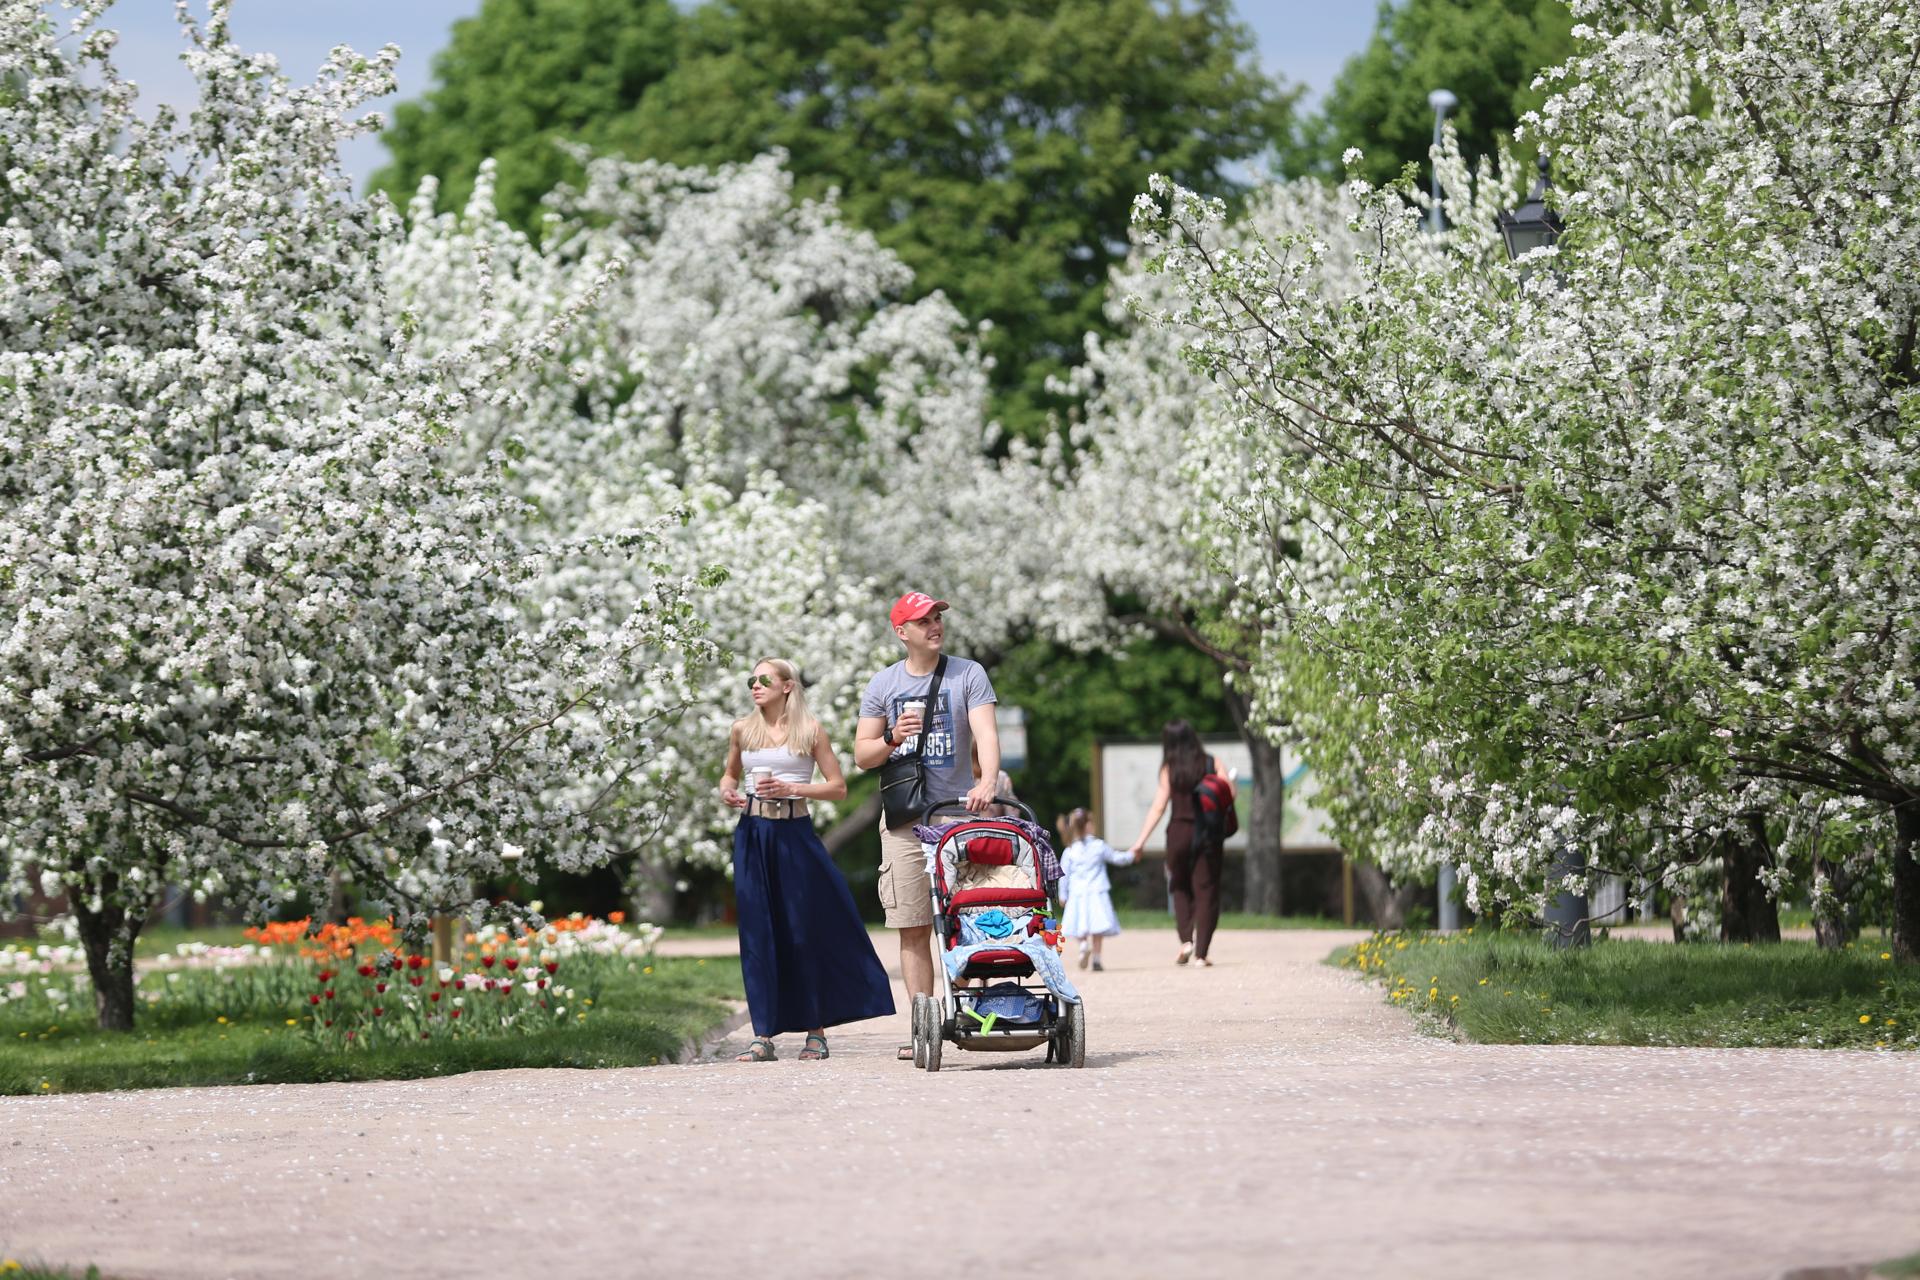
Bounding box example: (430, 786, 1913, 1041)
(877, 821, 933, 928)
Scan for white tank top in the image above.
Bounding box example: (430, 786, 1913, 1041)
(741, 745, 814, 788)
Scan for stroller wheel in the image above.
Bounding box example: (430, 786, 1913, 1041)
(924, 1014, 943, 1073)
(911, 994, 928, 1069)
(1062, 1001, 1086, 1069)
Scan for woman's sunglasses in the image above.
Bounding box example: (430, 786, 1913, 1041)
(747, 674, 778, 689)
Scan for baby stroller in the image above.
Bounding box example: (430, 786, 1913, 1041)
(910, 798, 1086, 1071)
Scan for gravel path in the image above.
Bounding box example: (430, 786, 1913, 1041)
(2, 928, 1915, 1279)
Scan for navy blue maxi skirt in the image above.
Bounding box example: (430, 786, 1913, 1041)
(733, 814, 896, 1037)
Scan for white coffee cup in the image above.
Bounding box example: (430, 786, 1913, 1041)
(748, 767, 772, 797)
(900, 700, 926, 748)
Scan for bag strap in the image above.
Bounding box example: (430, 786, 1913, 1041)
(906, 655, 950, 765)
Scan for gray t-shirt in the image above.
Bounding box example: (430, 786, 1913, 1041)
(860, 655, 997, 809)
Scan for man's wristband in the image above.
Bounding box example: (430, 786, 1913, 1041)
(881, 728, 898, 748)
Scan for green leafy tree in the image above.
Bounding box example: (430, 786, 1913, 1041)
(378, 0, 1290, 435)
(1285, 0, 1574, 184)
(369, 0, 681, 230)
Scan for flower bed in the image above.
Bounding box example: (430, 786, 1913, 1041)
(0, 913, 740, 1095)
(2, 913, 692, 1057)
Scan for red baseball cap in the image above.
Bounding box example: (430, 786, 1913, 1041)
(889, 591, 950, 627)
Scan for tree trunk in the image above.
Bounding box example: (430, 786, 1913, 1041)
(821, 791, 882, 859)
(1811, 849, 1855, 950)
(1894, 799, 1920, 963)
(1224, 688, 1282, 916)
(626, 854, 676, 925)
(1351, 862, 1422, 929)
(70, 878, 145, 1032)
(1720, 814, 1781, 944)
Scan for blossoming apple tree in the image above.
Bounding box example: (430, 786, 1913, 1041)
(1135, 0, 1920, 955)
(0, 0, 718, 1029)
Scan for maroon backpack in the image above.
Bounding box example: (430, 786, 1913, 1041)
(1192, 766, 1238, 847)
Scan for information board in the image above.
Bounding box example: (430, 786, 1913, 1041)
(1091, 738, 1340, 854)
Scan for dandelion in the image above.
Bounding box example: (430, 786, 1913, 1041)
(1883, 953, 1893, 961)
(1886, 1018, 1898, 1027)
(1859, 1015, 1873, 1024)
(216, 1016, 228, 1025)
(1477, 978, 1488, 986)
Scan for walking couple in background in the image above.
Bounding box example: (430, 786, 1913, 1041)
(716, 589, 1001, 1063)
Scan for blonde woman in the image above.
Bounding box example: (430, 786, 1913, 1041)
(720, 658, 895, 1062)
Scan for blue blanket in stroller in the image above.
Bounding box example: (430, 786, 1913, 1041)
(945, 931, 1081, 1004)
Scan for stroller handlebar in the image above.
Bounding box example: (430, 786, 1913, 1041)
(921, 796, 1035, 826)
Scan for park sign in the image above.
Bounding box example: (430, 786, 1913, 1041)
(1090, 738, 1340, 855)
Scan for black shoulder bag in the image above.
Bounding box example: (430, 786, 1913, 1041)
(878, 655, 949, 830)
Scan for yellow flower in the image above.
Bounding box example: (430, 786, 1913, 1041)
(697, 959, 707, 966)
(1394, 941, 1408, 950)
(1427, 987, 1438, 999)
(1449, 995, 1459, 1004)
(642, 966, 654, 975)
(38, 1082, 49, 1091)
(1859, 1014, 1873, 1024)
(216, 1015, 228, 1024)
(285, 1019, 297, 1026)
(1883, 953, 1894, 961)
(1886, 1018, 1898, 1027)
(1477, 978, 1488, 986)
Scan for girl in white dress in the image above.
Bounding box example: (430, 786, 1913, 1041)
(1055, 808, 1135, 971)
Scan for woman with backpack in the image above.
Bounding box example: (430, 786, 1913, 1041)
(1126, 720, 1236, 966)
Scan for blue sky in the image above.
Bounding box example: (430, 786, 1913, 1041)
(93, 1, 1378, 183)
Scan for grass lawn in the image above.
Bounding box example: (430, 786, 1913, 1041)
(1333, 928, 1917, 1049)
(1, 955, 742, 1096)
(1112, 908, 1351, 931)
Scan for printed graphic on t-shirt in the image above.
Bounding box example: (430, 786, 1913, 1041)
(889, 689, 956, 767)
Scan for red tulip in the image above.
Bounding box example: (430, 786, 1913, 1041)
(407, 955, 425, 971)
(375, 982, 387, 994)
(481, 955, 495, 969)
(429, 991, 441, 1003)
(325, 1020, 334, 1028)
(450, 1010, 462, 1020)
(309, 994, 321, 1005)
(345, 1030, 355, 1040)
(373, 1007, 385, 1017)
(544, 962, 558, 974)
(504, 956, 519, 971)
(420, 1032, 430, 1040)
(324, 989, 335, 1000)
(408, 976, 422, 987)
(357, 963, 374, 977)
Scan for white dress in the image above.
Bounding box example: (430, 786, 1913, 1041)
(1058, 836, 1135, 938)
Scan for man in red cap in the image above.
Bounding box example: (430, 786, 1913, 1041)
(854, 591, 1000, 1060)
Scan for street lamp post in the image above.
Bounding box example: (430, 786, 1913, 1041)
(1428, 87, 1460, 931)
(1496, 152, 1565, 265)
(1427, 88, 1457, 235)
(1494, 154, 1588, 948)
